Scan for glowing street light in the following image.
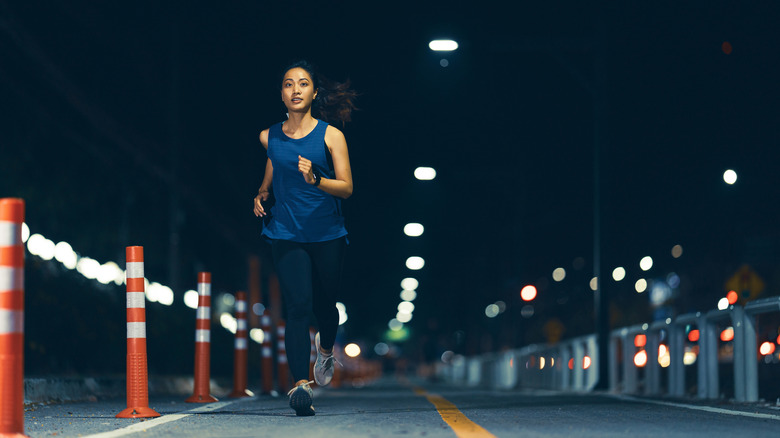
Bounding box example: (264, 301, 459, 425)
(400, 289, 417, 301)
(634, 350, 648, 367)
(520, 285, 537, 301)
(398, 301, 415, 314)
(249, 328, 265, 344)
(54, 241, 78, 269)
(396, 312, 412, 323)
(639, 256, 653, 271)
(183, 290, 199, 309)
(612, 267, 626, 281)
(388, 318, 403, 331)
(345, 343, 361, 357)
(414, 167, 436, 180)
(404, 223, 424, 237)
(428, 40, 458, 51)
(401, 277, 419, 290)
(406, 256, 425, 270)
(760, 342, 776, 356)
(723, 169, 737, 185)
(485, 304, 499, 318)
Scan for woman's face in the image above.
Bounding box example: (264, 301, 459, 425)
(281, 67, 317, 112)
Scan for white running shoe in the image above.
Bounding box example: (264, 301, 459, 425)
(287, 380, 315, 416)
(314, 332, 337, 386)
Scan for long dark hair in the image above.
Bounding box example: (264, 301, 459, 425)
(281, 60, 358, 126)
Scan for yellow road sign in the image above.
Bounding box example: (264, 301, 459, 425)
(724, 264, 765, 303)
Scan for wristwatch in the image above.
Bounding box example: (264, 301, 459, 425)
(312, 170, 322, 187)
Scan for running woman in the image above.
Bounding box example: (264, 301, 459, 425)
(253, 60, 356, 416)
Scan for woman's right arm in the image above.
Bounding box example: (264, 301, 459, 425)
(254, 129, 273, 217)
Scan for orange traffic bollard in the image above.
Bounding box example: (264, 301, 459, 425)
(229, 291, 253, 397)
(186, 272, 218, 403)
(116, 246, 160, 418)
(259, 311, 274, 394)
(276, 321, 290, 392)
(0, 198, 29, 438)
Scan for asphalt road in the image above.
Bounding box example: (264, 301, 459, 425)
(22, 378, 780, 437)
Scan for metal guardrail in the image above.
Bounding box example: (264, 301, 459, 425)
(437, 296, 780, 402)
(440, 335, 599, 392)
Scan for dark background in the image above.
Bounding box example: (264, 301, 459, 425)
(2, 1, 779, 376)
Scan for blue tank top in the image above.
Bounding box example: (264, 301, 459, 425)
(261, 119, 348, 242)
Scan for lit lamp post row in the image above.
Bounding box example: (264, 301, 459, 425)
(383, 39, 456, 345)
(387, 167, 438, 340)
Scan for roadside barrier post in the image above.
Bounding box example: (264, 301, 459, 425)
(186, 272, 218, 403)
(277, 321, 290, 392)
(259, 311, 274, 394)
(0, 198, 29, 437)
(117, 246, 161, 418)
(229, 291, 253, 397)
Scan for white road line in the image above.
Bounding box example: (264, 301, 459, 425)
(616, 395, 780, 421)
(83, 415, 189, 438)
(83, 400, 245, 437)
(186, 400, 238, 413)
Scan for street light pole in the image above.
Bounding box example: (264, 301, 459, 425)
(591, 17, 609, 389)
(488, 13, 611, 389)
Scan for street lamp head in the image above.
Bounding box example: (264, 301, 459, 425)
(429, 39, 458, 52)
(723, 169, 737, 185)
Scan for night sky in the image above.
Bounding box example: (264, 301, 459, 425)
(2, 1, 780, 362)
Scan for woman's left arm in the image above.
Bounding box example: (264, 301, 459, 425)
(299, 126, 353, 199)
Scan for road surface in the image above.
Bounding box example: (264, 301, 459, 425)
(22, 377, 780, 437)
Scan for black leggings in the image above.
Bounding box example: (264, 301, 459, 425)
(271, 237, 345, 382)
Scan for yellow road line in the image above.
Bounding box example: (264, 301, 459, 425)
(413, 387, 497, 438)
